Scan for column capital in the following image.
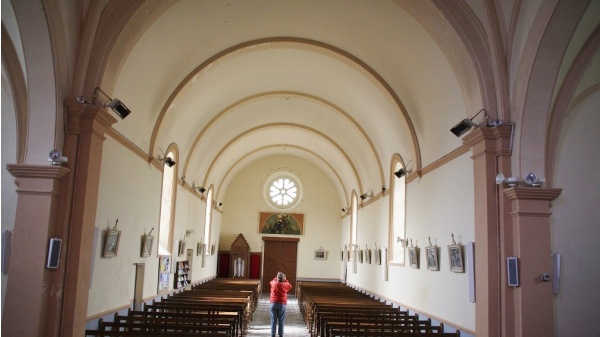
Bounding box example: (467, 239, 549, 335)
(7, 164, 70, 180)
(504, 187, 562, 201)
(463, 125, 513, 157)
(65, 101, 118, 134)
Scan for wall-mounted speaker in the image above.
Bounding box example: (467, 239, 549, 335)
(553, 252, 561, 295)
(467, 242, 475, 302)
(47, 238, 62, 269)
(2, 230, 13, 274)
(507, 256, 519, 287)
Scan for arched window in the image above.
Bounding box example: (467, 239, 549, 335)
(350, 191, 358, 257)
(389, 155, 407, 265)
(158, 148, 177, 256)
(204, 185, 214, 255)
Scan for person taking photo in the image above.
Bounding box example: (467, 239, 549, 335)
(269, 272, 292, 337)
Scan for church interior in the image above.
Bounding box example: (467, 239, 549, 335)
(2, 1, 599, 336)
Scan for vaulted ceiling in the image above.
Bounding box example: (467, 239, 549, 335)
(96, 0, 482, 207)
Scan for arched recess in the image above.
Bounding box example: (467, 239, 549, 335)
(204, 184, 215, 255)
(512, 0, 591, 177)
(349, 190, 358, 261)
(213, 144, 350, 209)
(77, 1, 145, 98)
(546, 26, 600, 186)
(1, 26, 28, 164)
(158, 144, 179, 255)
(388, 153, 408, 266)
(431, 0, 500, 118)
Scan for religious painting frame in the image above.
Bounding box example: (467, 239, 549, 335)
(103, 230, 121, 258)
(259, 212, 304, 235)
(426, 246, 439, 271)
(141, 235, 153, 258)
(448, 244, 464, 273)
(408, 246, 419, 269)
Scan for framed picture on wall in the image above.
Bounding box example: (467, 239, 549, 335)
(178, 240, 186, 256)
(426, 246, 439, 271)
(408, 246, 419, 269)
(103, 230, 121, 258)
(448, 244, 464, 272)
(314, 249, 327, 260)
(141, 235, 153, 258)
(374, 248, 381, 265)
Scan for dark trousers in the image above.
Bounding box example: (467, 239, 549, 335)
(270, 302, 287, 337)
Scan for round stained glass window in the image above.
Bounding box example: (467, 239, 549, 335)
(264, 172, 302, 210)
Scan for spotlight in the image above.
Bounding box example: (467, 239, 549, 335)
(524, 172, 545, 187)
(198, 187, 206, 193)
(360, 191, 373, 201)
(159, 156, 175, 167)
(48, 149, 68, 165)
(94, 87, 131, 119)
(394, 168, 412, 178)
(450, 108, 488, 137)
(217, 202, 223, 207)
(341, 207, 347, 212)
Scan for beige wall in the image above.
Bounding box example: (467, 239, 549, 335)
(552, 91, 600, 337)
(346, 151, 476, 332)
(220, 154, 342, 280)
(1, 71, 19, 312)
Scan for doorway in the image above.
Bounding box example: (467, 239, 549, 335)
(262, 237, 299, 293)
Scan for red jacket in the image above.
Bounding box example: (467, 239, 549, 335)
(269, 278, 292, 304)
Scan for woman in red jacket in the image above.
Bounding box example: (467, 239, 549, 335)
(269, 272, 292, 337)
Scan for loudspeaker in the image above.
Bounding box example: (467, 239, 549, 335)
(553, 252, 561, 295)
(467, 242, 475, 302)
(507, 257, 519, 287)
(2, 230, 13, 275)
(47, 238, 62, 269)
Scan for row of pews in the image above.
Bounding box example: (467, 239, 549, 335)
(297, 281, 460, 337)
(85, 278, 260, 337)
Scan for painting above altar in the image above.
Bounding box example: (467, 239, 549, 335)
(259, 212, 304, 235)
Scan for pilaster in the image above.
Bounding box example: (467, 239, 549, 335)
(504, 187, 561, 337)
(60, 102, 117, 337)
(2, 165, 70, 337)
(462, 125, 512, 337)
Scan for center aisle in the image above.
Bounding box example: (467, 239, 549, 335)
(246, 294, 310, 337)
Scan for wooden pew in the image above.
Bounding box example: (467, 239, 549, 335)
(297, 281, 456, 337)
(86, 278, 260, 337)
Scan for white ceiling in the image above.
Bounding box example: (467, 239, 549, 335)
(101, 0, 480, 206)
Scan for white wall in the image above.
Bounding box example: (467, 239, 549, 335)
(345, 152, 476, 332)
(220, 154, 342, 280)
(88, 137, 218, 317)
(552, 91, 600, 337)
(1, 70, 19, 312)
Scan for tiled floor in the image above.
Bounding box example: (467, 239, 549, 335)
(246, 294, 310, 336)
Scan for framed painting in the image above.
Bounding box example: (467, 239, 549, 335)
(374, 248, 381, 265)
(426, 246, 439, 271)
(314, 249, 327, 260)
(103, 230, 121, 258)
(178, 240, 186, 256)
(141, 235, 153, 258)
(259, 212, 304, 235)
(158, 256, 171, 291)
(365, 248, 372, 264)
(448, 244, 464, 272)
(408, 246, 419, 269)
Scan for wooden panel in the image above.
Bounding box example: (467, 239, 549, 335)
(262, 238, 297, 293)
(217, 252, 230, 278)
